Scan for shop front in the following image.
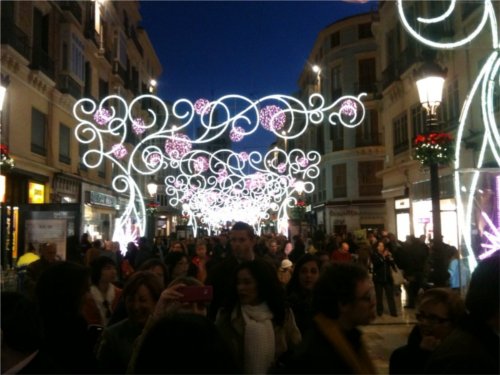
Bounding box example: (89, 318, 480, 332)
(81, 184, 117, 242)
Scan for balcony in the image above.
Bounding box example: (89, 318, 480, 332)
(132, 35, 143, 57)
(382, 62, 399, 90)
(397, 47, 419, 76)
(113, 61, 128, 83)
(59, 1, 82, 24)
(1, 18, 31, 60)
(354, 82, 380, 97)
(31, 47, 55, 79)
(58, 73, 82, 99)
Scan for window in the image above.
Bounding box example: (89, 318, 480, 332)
(331, 65, 342, 98)
(358, 58, 376, 93)
(59, 123, 71, 164)
(358, 161, 383, 196)
(84, 62, 92, 97)
(79, 139, 88, 171)
(330, 31, 340, 48)
(411, 104, 426, 140)
(98, 159, 106, 178)
(331, 124, 344, 151)
(332, 164, 347, 198)
(356, 109, 379, 147)
(31, 108, 46, 156)
(99, 78, 108, 100)
(393, 112, 409, 155)
(70, 33, 85, 80)
(443, 78, 460, 129)
(115, 31, 127, 68)
(358, 22, 372, 39)
(316, 127, 325, 154)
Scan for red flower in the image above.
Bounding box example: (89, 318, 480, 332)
(0, 144, 9, 156)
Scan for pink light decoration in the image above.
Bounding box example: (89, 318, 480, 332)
(340, 99, 357, 117)
(164, 134, 192, 159)
(93, 108, 112, 126)
(217, 168, 228, 182)
(298, 157, 309, 167)
(277, 163, 286, 174)
(239, 152, 249, 161)
(193, 156, 209, 173)
(194, 98, 212, 115)
(112, 144, 128, 159)
(147, 152, 162, 167)
(230, 126, 245, 142)
(260, 105, 286, 131)
(132, 118, 146, 135)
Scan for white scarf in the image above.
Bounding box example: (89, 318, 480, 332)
(90, 284, 116, 325)
(241, 303, 275, 374)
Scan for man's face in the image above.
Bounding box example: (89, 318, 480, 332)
(230, 229, 255, 262)
(341, 278, 376, 327)
(341, 242, 349, 253)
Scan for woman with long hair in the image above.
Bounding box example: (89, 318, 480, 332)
(215, 259, 301, 373)
(286, 254, 322, 335)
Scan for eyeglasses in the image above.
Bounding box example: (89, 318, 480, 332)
(416, 312, 450, 325)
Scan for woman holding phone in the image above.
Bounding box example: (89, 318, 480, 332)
(215, 259, 301, 373)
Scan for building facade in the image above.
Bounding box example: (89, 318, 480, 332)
(297, 11, 385, 238)
(374, 0, 499, 258)
(1, 0, 162, 265)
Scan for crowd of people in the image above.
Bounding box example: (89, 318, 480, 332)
(1, 222, 498, 374)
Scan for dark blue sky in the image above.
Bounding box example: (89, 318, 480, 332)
(140, 1, 377, 103)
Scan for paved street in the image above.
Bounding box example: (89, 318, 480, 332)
(362, 291, 417, 374)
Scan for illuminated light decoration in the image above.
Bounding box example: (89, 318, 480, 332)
(132, 118, 146, 135)
(397, 0, 499, 271)
(259, 105, 286, 131)
(230, 126, 245, 142)
(277, 163, 286, 174)
(164, 134, 192, 159)
(340, 99, 357, 118)
(193, 156, 209, 173)
(194, 98, 212, 115)
(479, 212, 500, 260)
(73, 92, 366, 239)
(112, 144, 128, 159)
(298, 157, 309, 168)
(93, 108, 112, 126)
(147, 152, 162, 167)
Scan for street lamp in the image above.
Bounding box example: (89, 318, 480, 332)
(146, 178, 158, 198)
(415, 56, 447, 248)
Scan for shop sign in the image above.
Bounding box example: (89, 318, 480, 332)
(395, 198, 410, 209)
(29, 182, 45, 203)
(87, 191, 116, 207)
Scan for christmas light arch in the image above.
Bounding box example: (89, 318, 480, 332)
(397, 0, 500, 270)
(74, 93, 366, 252)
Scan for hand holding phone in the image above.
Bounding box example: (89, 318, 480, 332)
(177, 285, 213, 303)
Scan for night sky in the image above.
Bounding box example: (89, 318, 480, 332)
(139, 0, 377, 150)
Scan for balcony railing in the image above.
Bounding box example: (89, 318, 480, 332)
(58, 73, 82, 99)
(59, 1, 82, 24)
(1, 18, 31, 59)
(31, 47, 55, 79)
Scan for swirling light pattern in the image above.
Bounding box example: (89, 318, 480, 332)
(397, 0, 499, 270)
(260, 105, 286, 131)
(194, 98, 212, 115)
(93, 108, 112, 126)
(73, 92, 366, 246)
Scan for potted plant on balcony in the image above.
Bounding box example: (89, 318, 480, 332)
(414, 132, 454, 167)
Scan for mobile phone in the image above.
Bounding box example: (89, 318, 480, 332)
(178, 285, 213, 302)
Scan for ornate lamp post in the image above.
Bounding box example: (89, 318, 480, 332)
(415, 57, 447, 245)
(415, 55, 451, 287)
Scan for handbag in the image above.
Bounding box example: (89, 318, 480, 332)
(391, 264, 405, 285)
